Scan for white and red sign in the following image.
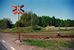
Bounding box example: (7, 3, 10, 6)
(12, 5, 24, 14)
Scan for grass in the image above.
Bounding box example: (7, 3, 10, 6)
(0, 27, 74, 35)
(0, 27, 74, 50)
(22, 39, 74, 50)
(0, 27, 35, 33)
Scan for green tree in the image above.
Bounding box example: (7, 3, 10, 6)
(0, 18, 12, 29)
(14, 12, 74, 27)
(20, 12, 38, 27)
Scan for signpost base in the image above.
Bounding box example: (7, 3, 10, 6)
(15, 39, 21, 44)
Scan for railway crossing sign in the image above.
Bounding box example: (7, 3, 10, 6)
(12, 5, 24, 14)
(12, 5, 24, 41)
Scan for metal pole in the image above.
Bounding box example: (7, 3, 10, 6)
(18, 5, 20, 41)
(18, 13, 20, 40)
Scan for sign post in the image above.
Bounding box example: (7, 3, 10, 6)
(12, 5, 24, 41)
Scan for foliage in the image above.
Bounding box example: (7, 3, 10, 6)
(0, 12, 74, 30)
(20, 12, 38, 27)
(0, 18, 12, 29)
(37, 16, 74, 27)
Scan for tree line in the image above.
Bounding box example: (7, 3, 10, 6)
(0, 12, 74, 29)
(0, 18, 12, 29)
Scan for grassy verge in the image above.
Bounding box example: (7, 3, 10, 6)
(0, 27, 37, 33)
(22, 39, 74, 50)
(0, 27, 74, 35)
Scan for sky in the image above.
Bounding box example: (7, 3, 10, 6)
(0, 0, 74, 24)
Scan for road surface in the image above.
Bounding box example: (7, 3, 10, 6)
(0, 42, 7, 50)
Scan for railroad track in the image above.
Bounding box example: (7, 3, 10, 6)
(21, 34, 74, 39)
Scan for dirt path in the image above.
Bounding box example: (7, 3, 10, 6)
(0, 33, 49, 50)
(0, 33, 74, 50)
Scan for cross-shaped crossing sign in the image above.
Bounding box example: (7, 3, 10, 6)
(12, 5, 24, 14)
(12, 5, 24, 41)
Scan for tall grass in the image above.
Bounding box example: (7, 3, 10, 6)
(22, 39, 74, 50)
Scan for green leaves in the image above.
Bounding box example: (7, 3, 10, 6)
(0, 18, 12, 29)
